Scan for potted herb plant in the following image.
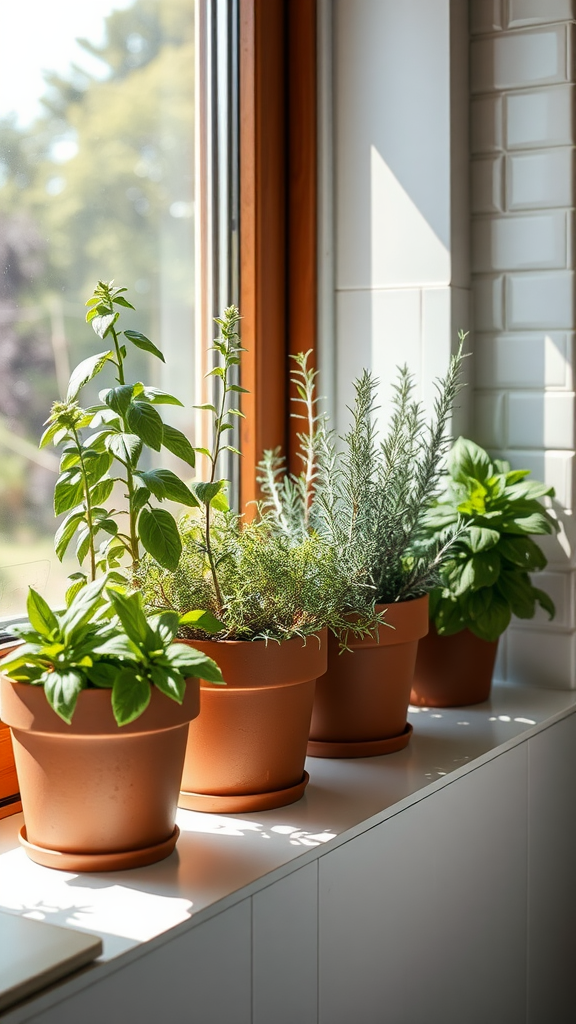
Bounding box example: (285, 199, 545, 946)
(139, 308, 371, 812)
(0, 281, 223, 870)
(260, 341, 466, 757)
(411, 437, 557, 707)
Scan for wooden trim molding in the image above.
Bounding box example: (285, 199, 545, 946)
(239, 0, 318, 510)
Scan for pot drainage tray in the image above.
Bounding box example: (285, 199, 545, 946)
(307, 722, 413, 758)
(19, 825, 180, 872)
(179, 771, 309, 813)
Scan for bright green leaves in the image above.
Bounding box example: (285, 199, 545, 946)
(126, 401, 164, 450)
(139, 507, 182, 571)
(3, 583, 225, 727)
(425, 436, 557, 642)
(137, 469, 199, 508)
(123, 329, 165, 363)
(161, 423, 196, 467)
(67, 351, 115, 402)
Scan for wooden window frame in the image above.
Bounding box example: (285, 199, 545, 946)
(239, 0, 318, 510)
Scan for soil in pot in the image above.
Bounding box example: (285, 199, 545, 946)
(410, 624, 498, 708)
(307, 595, 429, 758)
(0, 678, 200, 871)
(178, 631, 327, 813)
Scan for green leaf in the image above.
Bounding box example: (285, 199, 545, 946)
(192, 480, 225, 506)
(107, 589, 149, 645)
(448, 436, 493, 485)
(112, 295, 135, 309)
(138, 469, 199, 508)
(123, 329, 165, 362)
(54, 471, 85, 515)
(91, 312, 119, 340)
(226, 384, 249, 394)
(469, 594, 511, 642)
(149, 610, 180, 645)
(55, 509, 85, 561)
(26, 589, 59, 638)
(179, 609, 224, 633)
(65, 577, 87, 605)
(112, 669, 151, 726)
(501, 512, 554, 536)
(89, 478, 114, 507)
(166, 643, 225, 683)
(100, 384, 134, 416)
(60, 577, 106, 641)
(40, 420, 65, 449)
(504, 481, 554, 502)
(94, 634, 140, 659)
(44, 669, 86, 724)
(496, 570, 536, 619)
(132, 486, 151, 514)
(148, 665, 186, 703)
(161, 423, 196, 467)
(126, 402, 164, 451)
(533, 587, 555, 620)
(498, 536, 547, 571)
(85, 663, 116, 688)
(67, 351, 114, 401)
(84, 451, 114, 486)
(194, 403, 217, 413)
(452, 550, 501, 596)
(138, 387, 183, 407)
(106, 432, 143, 467)
(465, 526, 500, 553)
(222, 445, 242, 457)
(138, 507, 182, 570)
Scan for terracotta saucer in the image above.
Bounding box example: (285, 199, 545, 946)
(307, 722, 413, 759)
(179, 771, 310, 813)
(18, 825, 180, 873)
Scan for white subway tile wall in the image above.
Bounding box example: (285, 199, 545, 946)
(471, 6, 576, 687)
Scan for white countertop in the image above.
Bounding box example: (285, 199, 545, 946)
(0, 680, 574, 972)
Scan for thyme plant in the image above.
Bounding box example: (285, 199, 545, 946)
(41, 280, 199, 598)
(259, 338, 467, 608)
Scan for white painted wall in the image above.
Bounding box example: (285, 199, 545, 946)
(331, 0, 472, 435)
(470, 0, 576, 688)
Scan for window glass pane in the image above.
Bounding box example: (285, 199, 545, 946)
(0, 0, 196, 615)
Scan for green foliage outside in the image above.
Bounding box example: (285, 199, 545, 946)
(422, 437, 557, 642)
(0, 0, 194, 551)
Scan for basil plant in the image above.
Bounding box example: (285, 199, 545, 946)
(41, 280, 200, 600)
(2, 579, 224, 726)
(421, 437, 557, 643)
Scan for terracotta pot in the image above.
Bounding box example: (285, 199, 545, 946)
(0, 677, 200, 871)
(411, 623, 498, 707)
(179, 631, 327, 813)
(0, 642, 24, 821)
(307, 595, 429, 758)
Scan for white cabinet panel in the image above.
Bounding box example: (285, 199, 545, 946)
(20, 901, 252, 1024)
(318, 746, 528, 1024)
(528, 714, 576, 1023)
(252, 863, 318, 1024)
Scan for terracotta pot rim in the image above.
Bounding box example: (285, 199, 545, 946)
(340, 594, 429, 649)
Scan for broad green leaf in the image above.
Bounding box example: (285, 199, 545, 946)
(432, 595, 467, 636)
(496, 570, 536, 619)
(138, 507, 182, 570)
(94, 634, 140, 659)
(194, 403, 217, 413)
(60, 576, 106, 641)
(67, 350, 114, 401)
(107, 589, 149, 645)
(138, 469, 199, 508)
(76, 527, 92, 565)
(179, 609, 224, 633)
(26, 588, 59, 638)
(149, 610, 180, 645)
(138, 387, 183, 407)
(505, 469, 530, 485)
(448, 436, 493, 485)
(498, 536, 547, 571)
(106, 432, 143, 467)
(123, 329, 165, 362)
(55, 509, 85, 561)
(227, 384, 249, 394)
(39, 420, 65, 449)
(54, 471, 85, 515)
(85, 662, 116, 688)
(126, 402, 164, 451)
(501, 512, 554, 536)
(452, 550, 501, 596)
(83, 450, 114, 486)
(161, 423, 196, 467)
(468, 587, 493, 620)
(65, 577, 87, 605)
(100, 384, 134, 416)
(465, 526, 500, 553)
(112, 295, 135, 309)
(112, 668, 151, 726)
(166, 643, 225, 683)
(504, 481, 554, 502)
(533, 587, 555, 620)
(148, 665, 185, 703)
(89, 478, 114, 507)
(44, 669, 86, 724)
(91, 312, 119, 340)
(192, 480, 225, 506)
(469, 594, 511, 642)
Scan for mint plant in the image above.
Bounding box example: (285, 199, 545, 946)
(2, 579, 223, 725)
(422, 437, 557, 641)
(40, 280, 199, 596)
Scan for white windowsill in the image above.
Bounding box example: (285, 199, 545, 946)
(0, 680, 575, 1018)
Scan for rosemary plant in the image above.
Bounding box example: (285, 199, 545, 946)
(259, 338, 467, 608)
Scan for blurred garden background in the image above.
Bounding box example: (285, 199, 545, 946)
(0, 0, 196, 613)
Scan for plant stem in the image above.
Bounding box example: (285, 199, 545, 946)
(204, 357, 229, 616)
(111, 325, 140, 575)
(72, 427, 97, 582)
